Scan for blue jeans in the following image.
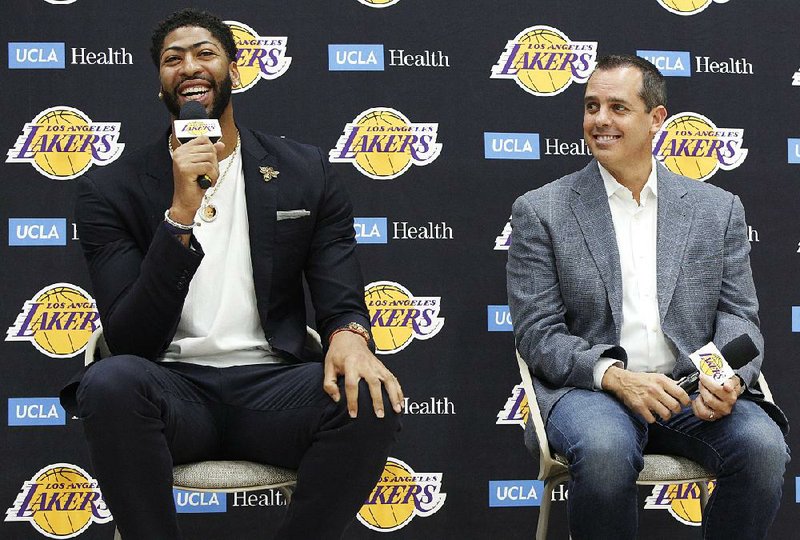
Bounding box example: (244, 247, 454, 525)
(74, 356, 401, 540)
(546, 389, 789, 539)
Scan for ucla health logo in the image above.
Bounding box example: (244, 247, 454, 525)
(6, 106, 124, 180)
(8, 398, 66, 426)
(495, 217, 512, 250)
(484, 133, 540, 159)
(788, 139, 800, 164)
(657, 0, 729, 16)
(5, 463, 112, 538)
(491, 25, 597, 96)
(226, 21, 291, 93)
(329, 45, 384, 71)
(174, 489, 226, 513)
(637, 50, 691, 77)
(6, 283, 100, 358)
(489, 480, 543, 507)
(365, 281, 444, 354)
(653, 112, 747, 181)
(8, 43, 65, 69)
(358, 457, 445, 532)
(645, 481, 716, 526)
(496, 384, 529, 428)
(355, 217, 388, 244)
(9, 218, 67, 246)
(487, 305, 512, 332)
(357, 0, 401, 7)
(330, 108, 442, 180)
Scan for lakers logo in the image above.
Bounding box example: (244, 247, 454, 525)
(364, 281, 444, 354)
(494, 216, 512, 250)
(657, 0, 729, 16)
(6, 283, 100, 358)
(330, 108, 442, 179)
(5, 463, 112, 538)
(491, 25, 597, 96)
(496, 384, 530, 428)
(644, 481, 716, 526)
(358, 458, 446, 532)
(357, 0, 401, 7)
(653, 112, 747, 181)
(226, 20, 291, 93)
(6, 107, 124, 180)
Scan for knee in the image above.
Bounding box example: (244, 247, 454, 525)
(723, 422, 789, 488)
(336, 379, 402, 442)
(570, 431, 643, 487)
(77, 355, 153, 415)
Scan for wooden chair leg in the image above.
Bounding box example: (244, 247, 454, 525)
(536, 479, 558, 540)
(698, 480, 710, 514)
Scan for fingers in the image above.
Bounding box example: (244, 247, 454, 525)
(382, 372, 404, 414)
(344, 369, 360, 419)
(322, 360, 340, 404)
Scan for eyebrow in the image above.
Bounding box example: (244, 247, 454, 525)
(583, 95, 633, 106)
(161, 40, 218, 57)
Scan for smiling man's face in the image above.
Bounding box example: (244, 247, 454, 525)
(158, 26, 238, 119)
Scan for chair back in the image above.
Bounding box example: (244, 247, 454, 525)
(515, 350, 568, 481)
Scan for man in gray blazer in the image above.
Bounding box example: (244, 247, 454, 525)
(507, 54, 788, 539)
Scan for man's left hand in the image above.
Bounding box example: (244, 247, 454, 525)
(692, 373, 742, 422)
(323, 330, 403, 419)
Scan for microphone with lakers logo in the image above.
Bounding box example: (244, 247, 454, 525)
(173, 101, 222, 189)
(678, 334, 758, 394)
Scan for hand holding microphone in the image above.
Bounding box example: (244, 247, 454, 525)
(679, 334, 758, 421)
(172, 101, 223, 190)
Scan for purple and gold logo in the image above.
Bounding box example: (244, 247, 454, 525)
(6, 283, 100, 358)
(496, 384, 529, 428)
(645, 481, 716, 526)
(330, 108, 441, 180)
(225, 20, 291, 93)
(364, 281, 444, 354)
(653, 112, 747, 181)
(657, 0, 729, 16)
(5, 463, 112, 538)
(6, 107, 124, 180)
(491, 25, 597, 96)
(358, 457, 446, 532)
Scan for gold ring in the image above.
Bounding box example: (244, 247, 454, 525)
(709, 411, 715, 420)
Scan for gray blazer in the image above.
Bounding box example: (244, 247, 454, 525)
(507, 160, 787, 446)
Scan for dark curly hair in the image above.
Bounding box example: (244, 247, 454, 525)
(150, 8, 237, 67)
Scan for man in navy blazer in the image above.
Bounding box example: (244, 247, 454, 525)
(60, 9, 402, 539)
(507, 55, 788, 539)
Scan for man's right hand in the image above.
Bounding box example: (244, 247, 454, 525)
(601, 366, 691, 423)
(169, 135, 225, 224)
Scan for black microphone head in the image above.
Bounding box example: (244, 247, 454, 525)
(178, 101, 207, 120)
(719, 334, 759, 369)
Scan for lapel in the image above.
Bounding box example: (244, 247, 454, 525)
(239, 127, 280, 314)
(655, 164, 693, 322)
(569, 161, 623, 334)
(141, 131, 175, 232)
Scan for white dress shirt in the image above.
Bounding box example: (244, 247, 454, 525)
(592, 159, 677, 389)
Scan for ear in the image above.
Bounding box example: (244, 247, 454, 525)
(229, 61, 241, 87)
(650, 105, 667, 135)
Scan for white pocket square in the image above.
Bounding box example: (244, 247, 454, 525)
(277, 209, 311, 220)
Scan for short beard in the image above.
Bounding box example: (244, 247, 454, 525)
(162, 72, 233, 119)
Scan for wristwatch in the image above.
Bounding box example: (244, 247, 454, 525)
(329, 322, 371, 345)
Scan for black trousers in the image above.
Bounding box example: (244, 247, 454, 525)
(75, 356, 401, 539)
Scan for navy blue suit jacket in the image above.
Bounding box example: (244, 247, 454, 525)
(61, 126, 370, 411)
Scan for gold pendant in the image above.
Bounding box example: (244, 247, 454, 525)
(200, 203, 217, 223)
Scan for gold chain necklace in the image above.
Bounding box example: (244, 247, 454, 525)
(168, 133, 241, 223)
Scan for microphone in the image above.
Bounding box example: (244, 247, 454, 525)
(173, 101, 222, 189)
(678, 334, 758, 393)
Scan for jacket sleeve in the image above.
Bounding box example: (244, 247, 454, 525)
(303, 148, 372, 350)
(75, 174, 203, 359)
(506, 194, 625, 389)
(711, 195, 764, 389)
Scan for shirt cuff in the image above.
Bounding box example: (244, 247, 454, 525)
(593, 357, 623, 390)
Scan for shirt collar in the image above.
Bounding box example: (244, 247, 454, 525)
(599, 158, 659, 203)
